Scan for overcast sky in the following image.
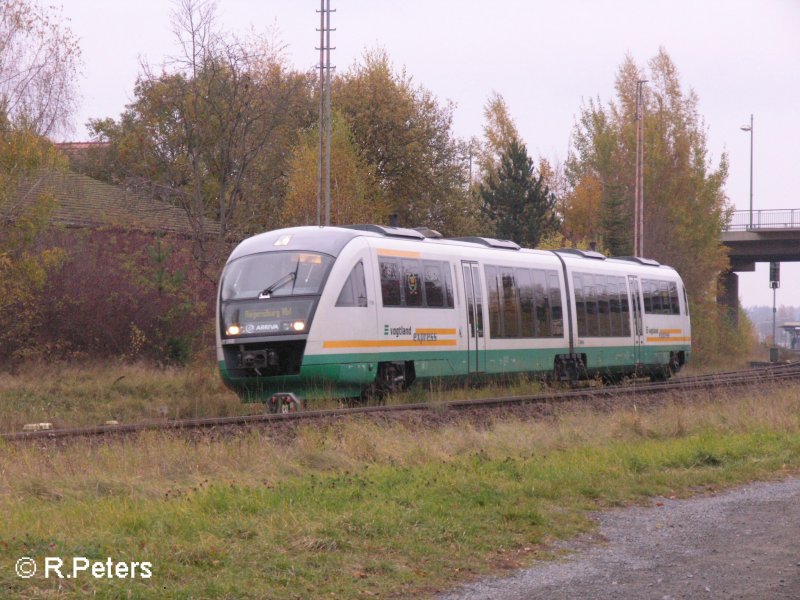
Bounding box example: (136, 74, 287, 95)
(56, 0, 800, 308)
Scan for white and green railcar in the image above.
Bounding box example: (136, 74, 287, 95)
(217, 225, 691, 405)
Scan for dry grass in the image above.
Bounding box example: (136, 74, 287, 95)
(2, 384, 798, 503)
(0, 361, 254, 432)
(2, 368, 800, 598)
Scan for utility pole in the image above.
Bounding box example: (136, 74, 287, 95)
(740, 114, 754, 229)
(316, 3, 324, 226)
(316, 1, 335, 226)
(634, 79, 647, 256)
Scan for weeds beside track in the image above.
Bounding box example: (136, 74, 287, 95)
(4, 362, 799, 443)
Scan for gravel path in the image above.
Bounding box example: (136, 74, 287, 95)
(440, 477, 800, 599)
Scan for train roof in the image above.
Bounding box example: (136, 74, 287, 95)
(227, 225, 678, 274)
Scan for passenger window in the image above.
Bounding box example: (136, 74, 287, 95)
(669, 282, 680, 315)
(609, 278, 621, 337)
(401, 259, 423, 306)
(379, 259, 402, 306)
(642, 280, 653, 313)
(573, 274, 587, 337)
(597, 276, 610, 337)
(620, 280, 631, 336)
(585, 275, 599, 337)
(423, 261, 444, 307)
(500, 268, 519, 337)
(532, 269, 550, 337)
(485, 266, 501, 338)
(444, 265, 454, 308)
(547, 271, 563, 337)
(516, 268, 535, 337)
(336, 261, 368, 307)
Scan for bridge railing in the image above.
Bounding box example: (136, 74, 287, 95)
(726, 209, 800, 231)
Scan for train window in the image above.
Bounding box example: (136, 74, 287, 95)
(547, 271, 563, 337)
(619, 280, 631, 336)
(643, 280, 654, 313)
(401, 259, 423, 306)
(597, 276, 611, 337)
(608, 278, 620, 336)
(585, 275, 599, 337)
(485, 266, 501, 338)
(516, 268, 535, 337)
(618, 280, 629, 336)
(669, 282, 680, 315)
(659, 281, 671, 314)
(574, 272, 631, 337)
(641, 279, 681, 315)
(532, 269, 550, 337)
(444, 265, 455, 308)
(336, 261, 368, 307)
(423, 261, 445, 307)
(683, 286, 690, 317)
(379, 259, 402, 306)
(500, 268, 520, 338)
(574, 274, 587, 337)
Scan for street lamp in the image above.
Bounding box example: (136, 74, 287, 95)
(740, 114, 753, 229)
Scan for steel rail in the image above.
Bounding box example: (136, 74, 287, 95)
(3, 363, 799, 443)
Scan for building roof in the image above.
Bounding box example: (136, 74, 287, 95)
(7, 170, 220, 237)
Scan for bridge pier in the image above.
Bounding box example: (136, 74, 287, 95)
(718, 270, 739, 328)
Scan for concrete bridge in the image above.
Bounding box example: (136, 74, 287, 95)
(719, 209, 800, 323)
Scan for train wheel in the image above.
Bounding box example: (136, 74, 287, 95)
(668, 352, 681, 376)
(371, 361, 414, 401)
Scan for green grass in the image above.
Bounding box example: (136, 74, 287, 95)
(1, 384, 800, 598)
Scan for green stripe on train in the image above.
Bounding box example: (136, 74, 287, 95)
(220, 343, 690, 400)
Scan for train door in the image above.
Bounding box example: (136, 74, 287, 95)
(461, 261, 486, 373)
(628, 275, 644, 365)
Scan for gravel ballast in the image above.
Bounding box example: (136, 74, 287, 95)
(441, 476, 800, 599)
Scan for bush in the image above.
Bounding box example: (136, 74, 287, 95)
(0, 226, 224, 364)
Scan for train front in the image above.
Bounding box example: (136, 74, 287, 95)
(216, 227, 354, 406)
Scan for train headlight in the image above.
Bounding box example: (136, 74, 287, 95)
(291, 320, 306, 332)
(226, 324, 241, 336)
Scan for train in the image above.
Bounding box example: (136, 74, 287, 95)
(216, 225, 691, 410)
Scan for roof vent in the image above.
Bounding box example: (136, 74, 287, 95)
(555, 248, 607, 260)
(613, 256, 661, 266)
(413, 226, 443, 239)
(450, 237, 521, 250)
(343, 224, 425, 240)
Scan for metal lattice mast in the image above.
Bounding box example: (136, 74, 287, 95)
(316, 1, 335, 226)
(316, 1, 324, 226)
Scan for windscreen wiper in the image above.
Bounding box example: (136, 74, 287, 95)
(258, 272, 296, 299)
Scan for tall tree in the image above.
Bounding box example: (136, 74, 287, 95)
(333, 49, 478, 235)
(0, 0, 78, 351)
(480, 138, 559, 247)
(566, 49, 729, 291)
(88, 0, 314, 275)
(478, 91, 521, 185)
(0, 0, 81, 136)
(565, 49, 732, 360)
(282, 113, 387, 226)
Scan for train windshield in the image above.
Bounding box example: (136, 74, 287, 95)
(221, 252, 334, 301)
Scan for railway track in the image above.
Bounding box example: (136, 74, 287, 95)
(3, 362, 799, 443)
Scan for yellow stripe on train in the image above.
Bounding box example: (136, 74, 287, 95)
(323, 339, 458, 349)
